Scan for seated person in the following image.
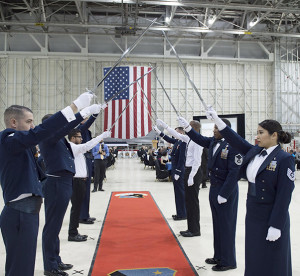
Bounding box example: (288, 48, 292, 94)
(158, 148, 170, 170)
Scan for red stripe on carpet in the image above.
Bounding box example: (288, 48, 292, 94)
(89, 191, 197, 276)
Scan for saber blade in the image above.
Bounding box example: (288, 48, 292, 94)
(150, 64, 180, 117)
(162, 31, 208, 110)
(92, 18, 157, 93)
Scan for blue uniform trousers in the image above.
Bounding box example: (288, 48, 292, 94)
(172, 176, 186, 218)
(42, 175, 73, 271)
(209, 184, 238, 267)
(245, 196, 292, 276)
(0, 206, 39, 276)
(80, 158, 93, 220)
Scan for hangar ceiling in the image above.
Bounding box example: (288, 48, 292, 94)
(1, 0, 300, 59)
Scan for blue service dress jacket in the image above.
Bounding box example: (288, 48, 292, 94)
(0, 111, 73, 203)
(39, 112, 84, 175)
(220, 126, 294, 276)
(159, 133, 186, 178)
(186, 128, 241, 267)
(187, 128, 241, 198)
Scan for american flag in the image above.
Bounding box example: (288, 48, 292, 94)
(103, 66, 152, 139)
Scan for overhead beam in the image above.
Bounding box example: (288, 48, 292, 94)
(76, 0, 300, 14)
(74, 0, 85, 23)
(2, 21, 300, 39)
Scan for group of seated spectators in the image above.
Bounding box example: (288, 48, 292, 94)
(138, 146, 171, 170)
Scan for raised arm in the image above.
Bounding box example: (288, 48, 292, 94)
(206, 107, 253, 155)
(177, 116, 212, 148)
(3, 92, 94, 153)
(70, 131, 111, 156)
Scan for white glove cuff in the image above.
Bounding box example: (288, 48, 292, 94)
(215, 117, 227, 131)
(80, 108, 91, 119)
(184, 125, 192, 132)
(73, 99, 84, 111)
(61, 106, 76, 122)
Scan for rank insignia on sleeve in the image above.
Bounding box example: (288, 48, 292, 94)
(287, 168, 295, 181)
(235, 154, 243, 165)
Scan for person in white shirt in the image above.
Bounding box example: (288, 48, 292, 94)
(67, 129, 111, 242)
(156, 119, 203, 237)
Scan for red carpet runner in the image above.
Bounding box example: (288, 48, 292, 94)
(89, 191, 197, 276)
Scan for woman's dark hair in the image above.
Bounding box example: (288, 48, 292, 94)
(259, 119, 292, 144)
(222, 118, 231, 128)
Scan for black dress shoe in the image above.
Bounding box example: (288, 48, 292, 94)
(205, 258, 220, 265)
(58, 262, 73, 271)
(173, 215, 187, 221)
(77, 233, 88, 239)
(179, 230, 189, 235)
(212, 264, 236, 271)
(79, 219, 94, 224)
(181, 231, 201, 237)
(99, 189, 105, 191)
(44, 269, 68, 276)
(89, 217, 96, 221)
(91, 189, 97, 193)
(68, 234, 87, 242)
(172, 214, 177, 218)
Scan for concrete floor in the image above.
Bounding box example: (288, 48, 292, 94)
(0, 157, 299, 276)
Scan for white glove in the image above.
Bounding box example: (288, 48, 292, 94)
(80, 104, 102, 119)
(266, 226, 281, 242)
(174, 174, 179, 181)
(99, 131, 111, 140)
(205, 106, 226, 131)
(100, 103, 107, 110)
(73, 92, 93, 111)
(153, 125, 161, 134)
(156, 119, 168, 129)
(177, 117, 191, 132)
(187, 176, 194, 186)
(217, 195, 227, 204)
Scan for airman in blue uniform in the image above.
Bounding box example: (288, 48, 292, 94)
(206, 107, 294, 276)
(178, 117, 241, 271)
(40, 103, 103, 276)
(153, 126, 187, 220)
(0, 92, 92, 276)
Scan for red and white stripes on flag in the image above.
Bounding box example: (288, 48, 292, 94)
(103, 66, 152, 139)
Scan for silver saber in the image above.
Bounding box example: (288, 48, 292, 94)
(149, 64, 181, 117)
(162, 31, 208, 110)
(139, 88, 156, 124)
(105, 66, 156, 104)
(109, 89, 139, 131)
(91, 18, 157, 94)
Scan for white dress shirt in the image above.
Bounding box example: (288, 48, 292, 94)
(212, 138, 224, 156)
(70, 135, 106, 178)
(246, 145, 278, 183)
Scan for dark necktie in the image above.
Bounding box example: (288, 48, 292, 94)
(259, 150, 267, 157)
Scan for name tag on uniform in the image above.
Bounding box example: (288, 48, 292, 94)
(220, 147, 229, 159)
(266, 160, 277, 171)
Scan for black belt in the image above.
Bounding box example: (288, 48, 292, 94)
(6, 196, 42, 214)
(74, 177, 87, 181)
(248, 182, 256, 196)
